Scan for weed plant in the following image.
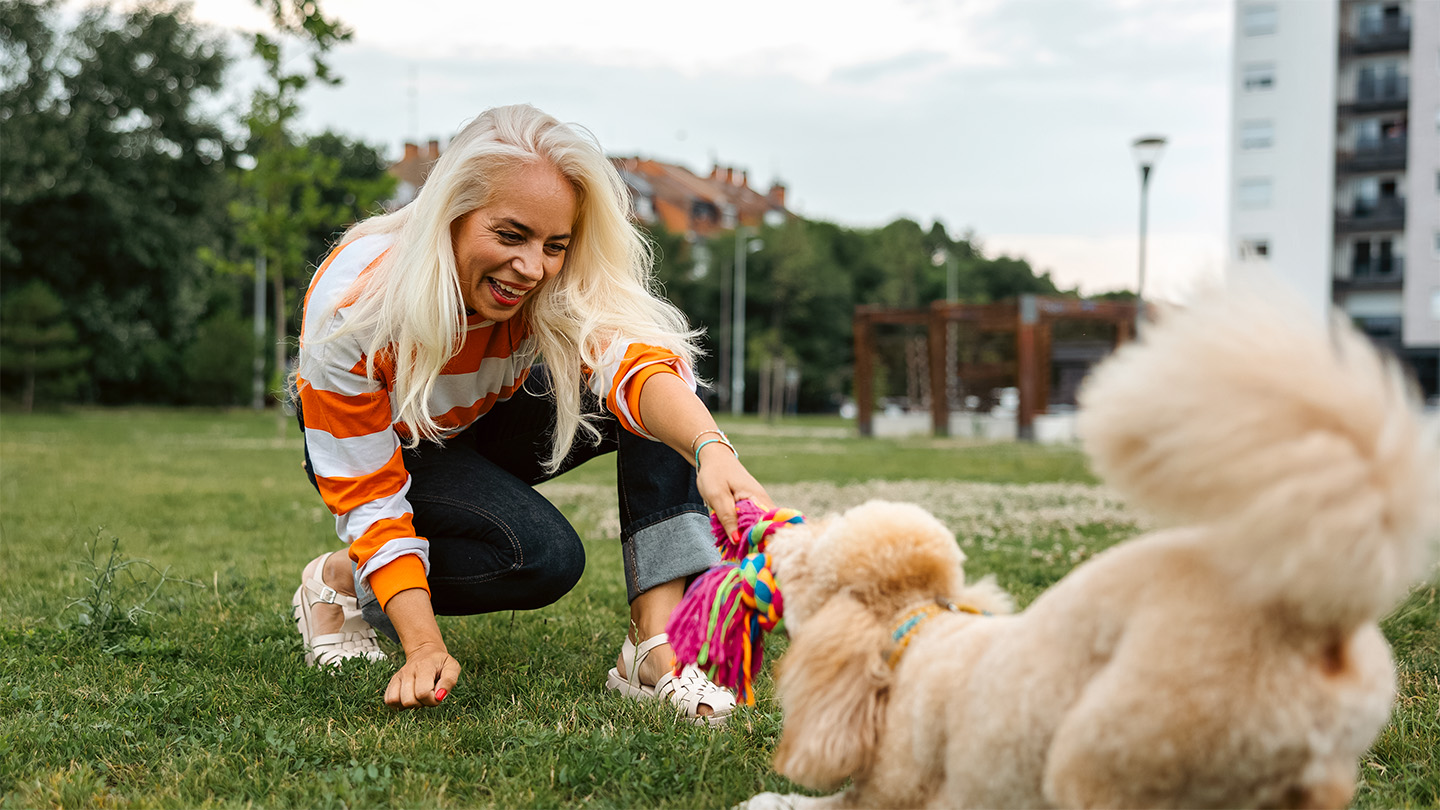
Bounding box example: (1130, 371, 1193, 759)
(0, 408, 1435, 808)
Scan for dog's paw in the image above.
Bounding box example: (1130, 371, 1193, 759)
(735, 792, 809, 810)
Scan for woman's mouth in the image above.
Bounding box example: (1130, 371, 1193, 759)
(486, 278, 528, 307)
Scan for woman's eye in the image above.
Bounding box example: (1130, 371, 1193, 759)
(498, 231, 523, 243)
(546, 243, 568, 255)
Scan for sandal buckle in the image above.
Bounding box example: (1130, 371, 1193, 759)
(317, 585, 340, 604)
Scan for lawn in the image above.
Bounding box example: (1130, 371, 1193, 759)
(1, 408, 1435, 808)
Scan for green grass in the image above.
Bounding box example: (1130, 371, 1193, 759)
(0, 408, 1435, 808)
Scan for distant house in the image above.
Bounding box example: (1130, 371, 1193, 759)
(385, 139, 442, 211)
(613, 157, 791, 236)
(385, 140, 794, 237)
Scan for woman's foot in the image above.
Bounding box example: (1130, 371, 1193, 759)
(606, 578, 734, 722)
(292, 551, 386, 667)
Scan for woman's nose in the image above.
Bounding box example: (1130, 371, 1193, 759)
(512, 247, 545, 281)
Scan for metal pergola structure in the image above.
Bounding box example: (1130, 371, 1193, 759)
(853, 295, 1139, 440)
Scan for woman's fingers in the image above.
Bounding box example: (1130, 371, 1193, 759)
(437, 656, 461, 701)
(384, 651, 461, 709)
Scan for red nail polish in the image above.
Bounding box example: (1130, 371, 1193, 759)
(435, 688, 447, 702)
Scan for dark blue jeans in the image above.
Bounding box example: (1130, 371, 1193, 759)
(299, 367, 719, 642)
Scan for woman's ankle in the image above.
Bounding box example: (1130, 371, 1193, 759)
(628, 578, 686, 641)
(322, 551, 358, 597)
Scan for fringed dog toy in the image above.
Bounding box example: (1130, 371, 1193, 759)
(665, 500, 803, 705)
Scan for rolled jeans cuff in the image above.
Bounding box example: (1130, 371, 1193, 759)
(622, 509, 720, 603)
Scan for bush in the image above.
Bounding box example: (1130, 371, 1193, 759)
(181, 311, 254, 406)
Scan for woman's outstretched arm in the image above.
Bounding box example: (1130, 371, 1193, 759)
(636, 371, 774, 540)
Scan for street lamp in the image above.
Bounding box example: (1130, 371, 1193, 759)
(1130, 135, 1166, 320)
(931, 248, 958, 303)
(932, 248, 959, 420)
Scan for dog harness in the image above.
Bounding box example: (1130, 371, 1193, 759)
(887, 597, 988, 669)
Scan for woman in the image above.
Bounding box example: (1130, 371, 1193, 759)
(291, 104, 771, 723)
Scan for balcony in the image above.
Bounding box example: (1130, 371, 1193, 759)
(1334, 258, 1405, 292)
(1342, 75, 1410, 113)
(1341, 18, 1411, 55)
(1337, 135, 1408, 173)
(1335, 198, 1406, 233)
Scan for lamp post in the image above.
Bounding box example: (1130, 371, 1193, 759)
(1130, 135, 1166, 322)
(251, 248, 267, 410)
(932, 248, 959, 421)
(729, 223, 763, 416)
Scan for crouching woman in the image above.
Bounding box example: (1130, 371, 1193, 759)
(291, 104, 770, 724)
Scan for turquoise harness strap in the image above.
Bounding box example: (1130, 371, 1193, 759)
(886, 597, 991, 669)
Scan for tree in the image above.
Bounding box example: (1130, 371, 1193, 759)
(0, 0, 234, 403)
(229, 0, 353, 406)
(0, 280, 88, 411)
(302, 131, 397, 264)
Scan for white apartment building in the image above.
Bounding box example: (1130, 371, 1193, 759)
(1228, 0, 1440, 401)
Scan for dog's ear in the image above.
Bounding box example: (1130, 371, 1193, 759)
(772, 592, 889, 790)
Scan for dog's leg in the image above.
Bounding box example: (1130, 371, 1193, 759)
(736, 791, 849, 810)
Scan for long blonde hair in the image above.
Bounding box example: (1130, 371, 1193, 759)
(321, 104, 699, 472)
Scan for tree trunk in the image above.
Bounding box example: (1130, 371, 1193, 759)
(273, 270, 287, 438)
(22, 350, 35, 414)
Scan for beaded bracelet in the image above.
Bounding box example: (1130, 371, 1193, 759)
(694, 437, 738, 469)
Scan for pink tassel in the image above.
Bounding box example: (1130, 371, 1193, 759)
(666, 565, 736, 674)
(674, 504, 805, 701)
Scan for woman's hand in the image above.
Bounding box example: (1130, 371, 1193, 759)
(384, 640, 461, 709)
(695, 443, 773, 543)
(382, 588, 461, 709)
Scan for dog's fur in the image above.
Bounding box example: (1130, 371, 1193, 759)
(746, 290, 1440, 809)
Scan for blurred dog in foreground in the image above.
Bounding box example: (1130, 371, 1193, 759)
(743, 289, 1440, 809)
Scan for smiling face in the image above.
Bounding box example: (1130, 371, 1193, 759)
(451, 160, 579, 323)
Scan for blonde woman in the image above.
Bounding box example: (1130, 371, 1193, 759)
(291, 104, 771, 723)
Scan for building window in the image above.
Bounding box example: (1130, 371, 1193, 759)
(1352, 237, 1401, 276)
(1357, 61, 1406, 102)
(1243, 62, 1275, 91)
(1356, 3, 1405, 36)
(1238, 178, 1272, 209)
(1240, 119, 1274, 150)
(1355, 316, 1402, 342)
(1242, 4, 1278, 36)
(1239, 238, 1270, 260)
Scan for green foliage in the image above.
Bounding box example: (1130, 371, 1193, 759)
(181, 310, 255, 406)
(0, 0, 234, 403)
(0, 279, 88, 409)
(303, 131, 398, 260)
(650, 216, 1069, 412)
(59, 530, 202, 643)
(229, 0, 376, 394)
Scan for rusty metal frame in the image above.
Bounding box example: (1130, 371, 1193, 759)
(853, 297, 1138, 439)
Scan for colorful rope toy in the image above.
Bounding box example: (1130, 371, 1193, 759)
(666, 499, 804, 705)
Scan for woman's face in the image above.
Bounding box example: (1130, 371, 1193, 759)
(452, 160, 578, 323)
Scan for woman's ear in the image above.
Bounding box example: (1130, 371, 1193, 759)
(771, 592, 891, 790)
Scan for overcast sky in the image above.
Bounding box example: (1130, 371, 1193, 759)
(178, 0, 1233, 300)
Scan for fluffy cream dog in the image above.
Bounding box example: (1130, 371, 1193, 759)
(745, 290, 1440, 809)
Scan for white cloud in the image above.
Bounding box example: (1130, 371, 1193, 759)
(110, 0, 1234, 301)
(985, 232, 1224, 301)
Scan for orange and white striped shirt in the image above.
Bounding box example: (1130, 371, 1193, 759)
(296, 235, 694, 609)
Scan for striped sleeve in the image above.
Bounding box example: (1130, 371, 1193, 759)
(588, 340, 695, 439)
(298, 236, 430, 609)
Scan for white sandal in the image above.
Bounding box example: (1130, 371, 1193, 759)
(604, 632, 736, 725)
(292, 551, 387, 668)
